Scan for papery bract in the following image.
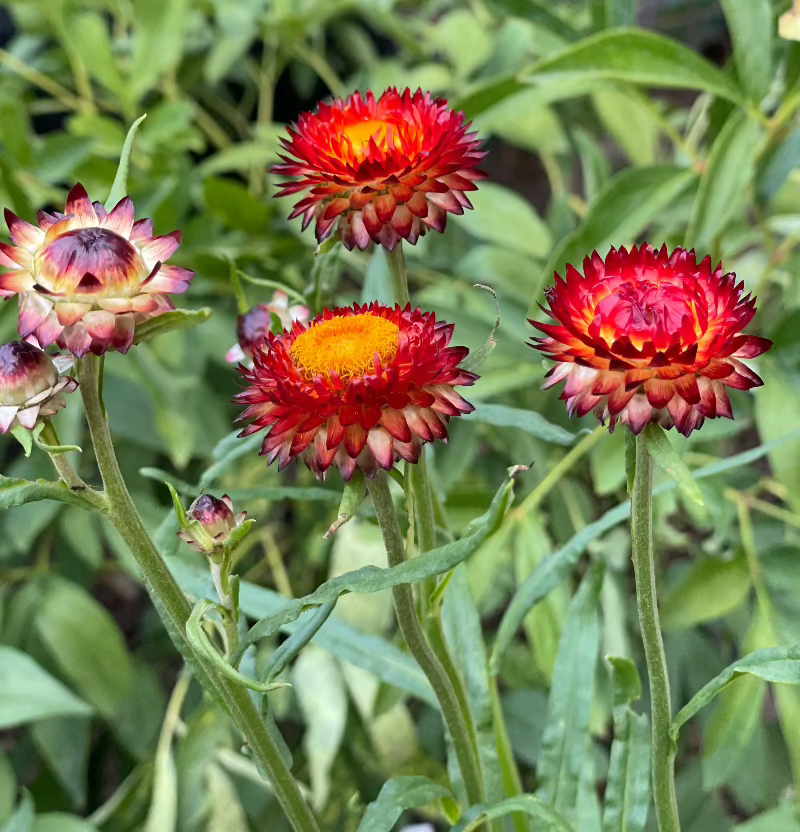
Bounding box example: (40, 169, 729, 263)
(235, 302, 477, 481)
(0, 184, 194, 357)
(272, 87, 486, 251)
(0, 340, 77, 433)
(179, 493, 248, 553)
(530, 244, 772, 437)
(226, 291, 311, 364)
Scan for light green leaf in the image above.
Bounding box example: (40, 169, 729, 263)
(133, 308, 212, 345)
(325, 472, 366, 538)
(603, 657, 650, 832)
(661, 557, 751, 631)
(0, 647, 92, 728)
(459, 284, 501, 374)
(642, 423, 704, 506)
(130, 0, 191, 101)
(685, 110, 764, 251)
(734, 803, 800, 831)
(537, 561, 604, 814)
(463, 403, 581, 446)
(672, 643, 800, 744)
(36, 580, 133, 720)
(31, 717, 91, 809)
(452, 795, 575, 832)
(32, 814, 97, 832)
(239, 469, 521, 650)
(720, 0, 773, 102)
(4, 792, 34, 832)
(356, 776, 452, 831)
(592, 88, 658, 166)
(105, 115, 147, 211)
(0, 752, 16, 826)
(454, 182, 552, 258)
(0, 474, 100, 512)
(261, 603, 336, 684)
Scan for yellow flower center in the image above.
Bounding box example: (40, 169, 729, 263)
(342, 119, 399, 158)
(290, 314, 400, 381)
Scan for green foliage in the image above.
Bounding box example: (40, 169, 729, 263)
(1, 0, 799, 828)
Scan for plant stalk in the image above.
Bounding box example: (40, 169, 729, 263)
(631, 432, 680, 832)
(75, 355, 319, 832)
(366, 471, 486, 812)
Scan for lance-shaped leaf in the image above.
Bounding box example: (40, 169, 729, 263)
(0, 474, 101, 512)
(133, 308, 212, 345)
(105, 114, 146, 210)
(325, 471, 367, 538)
(356, 776, 453, 831)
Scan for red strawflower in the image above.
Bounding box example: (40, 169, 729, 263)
(272, 87, 486, 251)
(0, 184, 194, 357)
(530, 244, 772, 437)
(235, 302, 477, 481)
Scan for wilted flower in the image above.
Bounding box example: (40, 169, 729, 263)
(235, 302, 477, 481)
(0, 184, 194, 357)
(226, 291, 311, 364)
(530, 244, 772, 437)
(178, 493, 248, 553)
(272, 87, 486, 251)
(0, 340, 77, 433)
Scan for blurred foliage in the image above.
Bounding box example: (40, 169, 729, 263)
(1, 0, 800, 830)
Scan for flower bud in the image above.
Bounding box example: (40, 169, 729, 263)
(0, 340, 77, 433)
(178, 493, 247, 553)
(226, 292, 310, 364)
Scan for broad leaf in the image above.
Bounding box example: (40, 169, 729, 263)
(720, 0, 773, 102)
(464, 403, 581, 446)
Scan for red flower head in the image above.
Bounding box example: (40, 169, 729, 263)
(235, 302, 477, 481)
(272, 87, 486, 251)
(0, 184, 194, 357)
(178, 493, 248, 553)
(530, 244, 772, 437)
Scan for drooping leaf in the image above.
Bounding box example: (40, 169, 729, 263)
(0, 647, 93, 728)
(356, 776, 452, 831)
(536, 561, 604, 815)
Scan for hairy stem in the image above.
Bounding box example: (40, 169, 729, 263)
(631, 433, 680, 832)
(76, 355, 319, 832)
(366, 472, 486, 812)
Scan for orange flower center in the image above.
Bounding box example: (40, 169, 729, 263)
(290, 314, 399, 381)
(341, 119, 400, 159)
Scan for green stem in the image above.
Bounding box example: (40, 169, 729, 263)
(385, 244, 410, 307)
(40, 421, 99, 502)
(366, 472, 486, 812)
(489, 675, 528, 832)
(76, 355, 319, 832)
(631, 433, 680, 832)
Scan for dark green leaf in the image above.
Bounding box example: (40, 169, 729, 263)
(356, 776, 452, 831)
(642, 423, 704, 506)
(463, 403, 581, 446)
(0, 474, 100, 512)
(0, 647, 93, 728)
(537, 560, 604, 814)
(31, 717, 91, 809)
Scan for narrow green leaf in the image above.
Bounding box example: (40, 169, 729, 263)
(356, 776, 452, 831)
(684, 110, 764, 251)
(491, 430, 800, 672)
(325, 472, 367, 538)
(660, 557, 751, 631)
(105, 115, 147, 211)
(720, 0, 773, 102)
(451, 795, 575, 832)
(165, 481, 188, 527)
(642, 423, 704, 506)
(537, 561, 604, 815)
(672, 643, 800, 744)
(0, 474, 99, 512)
(603, 657, 650, 832)
(0, 647, 93, 728)
(240, 470, 521, 650)
(460, 284, 501, 373)
(132, 308, 212, 345)
(463, 403, 581, 446)
(261, 603, 336, 683)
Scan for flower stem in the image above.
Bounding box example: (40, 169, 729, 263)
(385, 244, 410, 306)
(76, 355, 319, 832)
(631, 433, 680, 832)
(366, 471, 486, 811)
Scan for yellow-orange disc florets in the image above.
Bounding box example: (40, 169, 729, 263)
(531, 244, 772, 437)
(235, 303, 478, 481)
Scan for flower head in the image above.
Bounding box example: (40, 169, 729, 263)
(226, 291, 311, 364)
(0, 184, 195, 357)
(0, 340, 77, 433)
(530, 244, 772, 437)
(178, 493, 248, 553)
(272, 87, 486, 251)
(235, 302, 477, 481)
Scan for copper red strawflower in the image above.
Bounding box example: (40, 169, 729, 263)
(235, 302, 477, 481)
(530, 244, 772, 437)
(0, 184, 194, 357)
(272, 87, 486, 251)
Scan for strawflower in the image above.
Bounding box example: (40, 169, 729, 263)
(530, 244, 772, 437)
(272, 87, 485, 251)
(226, 291, 311, 364)
(179, 493, 248, 554)
(235, 302, 477, 481)
(0, 340, 77, 433)
(0, 184, 194, 356)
